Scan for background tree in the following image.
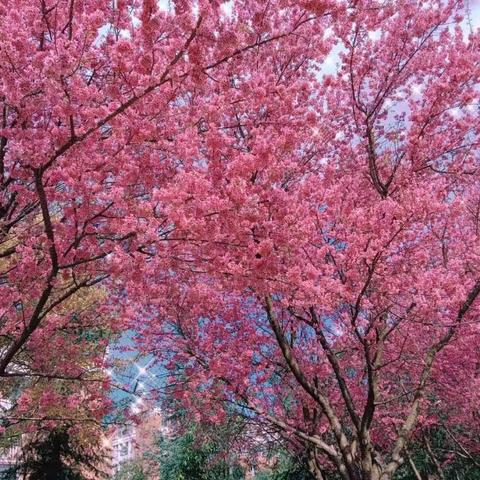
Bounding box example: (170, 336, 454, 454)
(394, 426, 480, 480)
(0, 423, 108, 480)
(157, 423, 245, 480)
(113, 461, 147, 480)
(254, 451, 316, 480)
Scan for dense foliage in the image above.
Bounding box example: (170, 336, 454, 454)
(158, 429, 243, 480)
(254, 452, 316, 480)
(0, 425, 107, 480)
(113, 462, 147, 480)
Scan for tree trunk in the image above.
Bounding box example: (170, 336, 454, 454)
(306, 448, 325, 480)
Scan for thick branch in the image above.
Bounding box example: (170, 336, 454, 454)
(265, 296, 357, 478)
(34, 169, 58, 275)
(383, 280, 480, 476)
(309, 307, 361, 433)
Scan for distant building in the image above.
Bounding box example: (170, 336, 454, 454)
(109, 424, 136, 473)
(0, 397, 18, 474)
(106, 407, 169, 477)
(0, 442, 20, 473)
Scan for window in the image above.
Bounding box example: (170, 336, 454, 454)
(119, 443, 129, 457)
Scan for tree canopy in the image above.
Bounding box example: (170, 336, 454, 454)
(0, 1, 479, 479)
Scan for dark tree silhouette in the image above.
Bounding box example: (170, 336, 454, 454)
(1, 425, 108, 480)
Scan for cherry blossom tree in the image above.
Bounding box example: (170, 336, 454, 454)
(0, 284, 112, 433)
(1, 0, 480, 478)
(127, 1, 480, 479)
(0, 0, 330, 429)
